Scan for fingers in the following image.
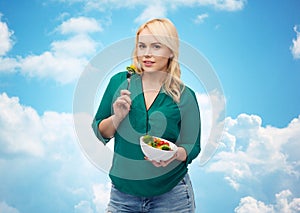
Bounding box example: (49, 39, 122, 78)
(119, 90, 132, 107)
(120, 89, 131, 96)
(113, 90, 132, 111)
(114, 97, 131, 110)
(144, 153, 178, 168)
(150, 160, 168, 167)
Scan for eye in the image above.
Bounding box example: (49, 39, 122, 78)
(153, 44, 161, 49)
(138, 43, 146, 49)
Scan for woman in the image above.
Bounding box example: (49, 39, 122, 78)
(92, 18, 201, 213)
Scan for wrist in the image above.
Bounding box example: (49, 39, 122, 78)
(111, 114, 122, 129)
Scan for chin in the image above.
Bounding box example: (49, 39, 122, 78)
(143, 67, 167, 73)
(142, 67, 158, 73)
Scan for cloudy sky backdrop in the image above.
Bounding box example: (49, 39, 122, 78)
(0, 0, 300, 212)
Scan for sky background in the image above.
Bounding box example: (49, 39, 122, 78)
(0, 0, 300, 212)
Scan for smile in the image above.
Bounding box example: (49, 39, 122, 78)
(143, 61, 155, 67)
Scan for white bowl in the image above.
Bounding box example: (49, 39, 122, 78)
(140, 136, 178, 162)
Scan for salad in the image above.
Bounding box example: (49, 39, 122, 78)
(143, 135, 172, 151)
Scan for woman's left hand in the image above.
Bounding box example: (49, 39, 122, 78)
(145, 147, 187, 167)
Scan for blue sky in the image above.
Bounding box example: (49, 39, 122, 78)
(0, 0, 300, 212)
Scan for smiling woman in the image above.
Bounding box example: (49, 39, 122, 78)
(92, 18, 201, 213)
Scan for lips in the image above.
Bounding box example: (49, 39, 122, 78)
(143, 60, 155, 67)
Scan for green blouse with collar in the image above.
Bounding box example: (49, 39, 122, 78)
(92, 71, 201, 197)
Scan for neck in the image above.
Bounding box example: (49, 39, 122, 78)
(142, 71, 167, 91)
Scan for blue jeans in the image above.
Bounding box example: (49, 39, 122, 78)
(106, 174, 196, 213)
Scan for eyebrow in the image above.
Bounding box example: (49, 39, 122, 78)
(138, 41, 162, 45)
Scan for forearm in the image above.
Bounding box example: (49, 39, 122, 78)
(98, 115, 122, 138)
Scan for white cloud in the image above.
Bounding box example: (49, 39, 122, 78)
(195, 0, 246, 11)
(235, 190, 300, 213)
(134, 2, 167, 24)
(206, 113, 300, 190)
(225, 176, 240, 190)
(0, 57, 19, 73)
(51, 34, 97, 57)
(58, 16, 102, 35)
(0, 93, 75, 157)
(74, 200, 94, 213)
(2, 94, 112, 211)
(196, 91, 226, 165)
(0, 14, 18, 74)
(19, 32, 98, 83)
(290, 25, 300, 59)
(57, 0, 247, 12)
(0, 14, 14, 56)
(0, 16, 101, 84)
(19, 17, 101, 84)
(19, 51, 88, 84)
(0, 93, 109, 212)
(235, 196, 274, 213)
(194, 13, 209, 24)
(92, 183, 111, 212)
(0, 201, 20, 213)
(0, 93, 44, 156)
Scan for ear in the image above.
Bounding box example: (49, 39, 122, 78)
(170, 54, 174, 59)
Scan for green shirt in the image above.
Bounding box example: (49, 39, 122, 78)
(92, 71, 201, 197)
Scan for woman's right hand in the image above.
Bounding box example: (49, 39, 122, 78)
(112, 89, 132, 127)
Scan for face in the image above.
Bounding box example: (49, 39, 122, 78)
(137, 28, 173, 73)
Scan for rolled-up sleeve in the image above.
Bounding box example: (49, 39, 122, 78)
(177, 88, 201, 165)
(92, 76, 116, 144)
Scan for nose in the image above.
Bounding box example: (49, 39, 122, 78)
(144, 47, 152, 57)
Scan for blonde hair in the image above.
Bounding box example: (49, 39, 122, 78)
(133, 18, 184, 103)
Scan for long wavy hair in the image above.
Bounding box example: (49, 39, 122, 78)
(133, 18, 184, 103)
